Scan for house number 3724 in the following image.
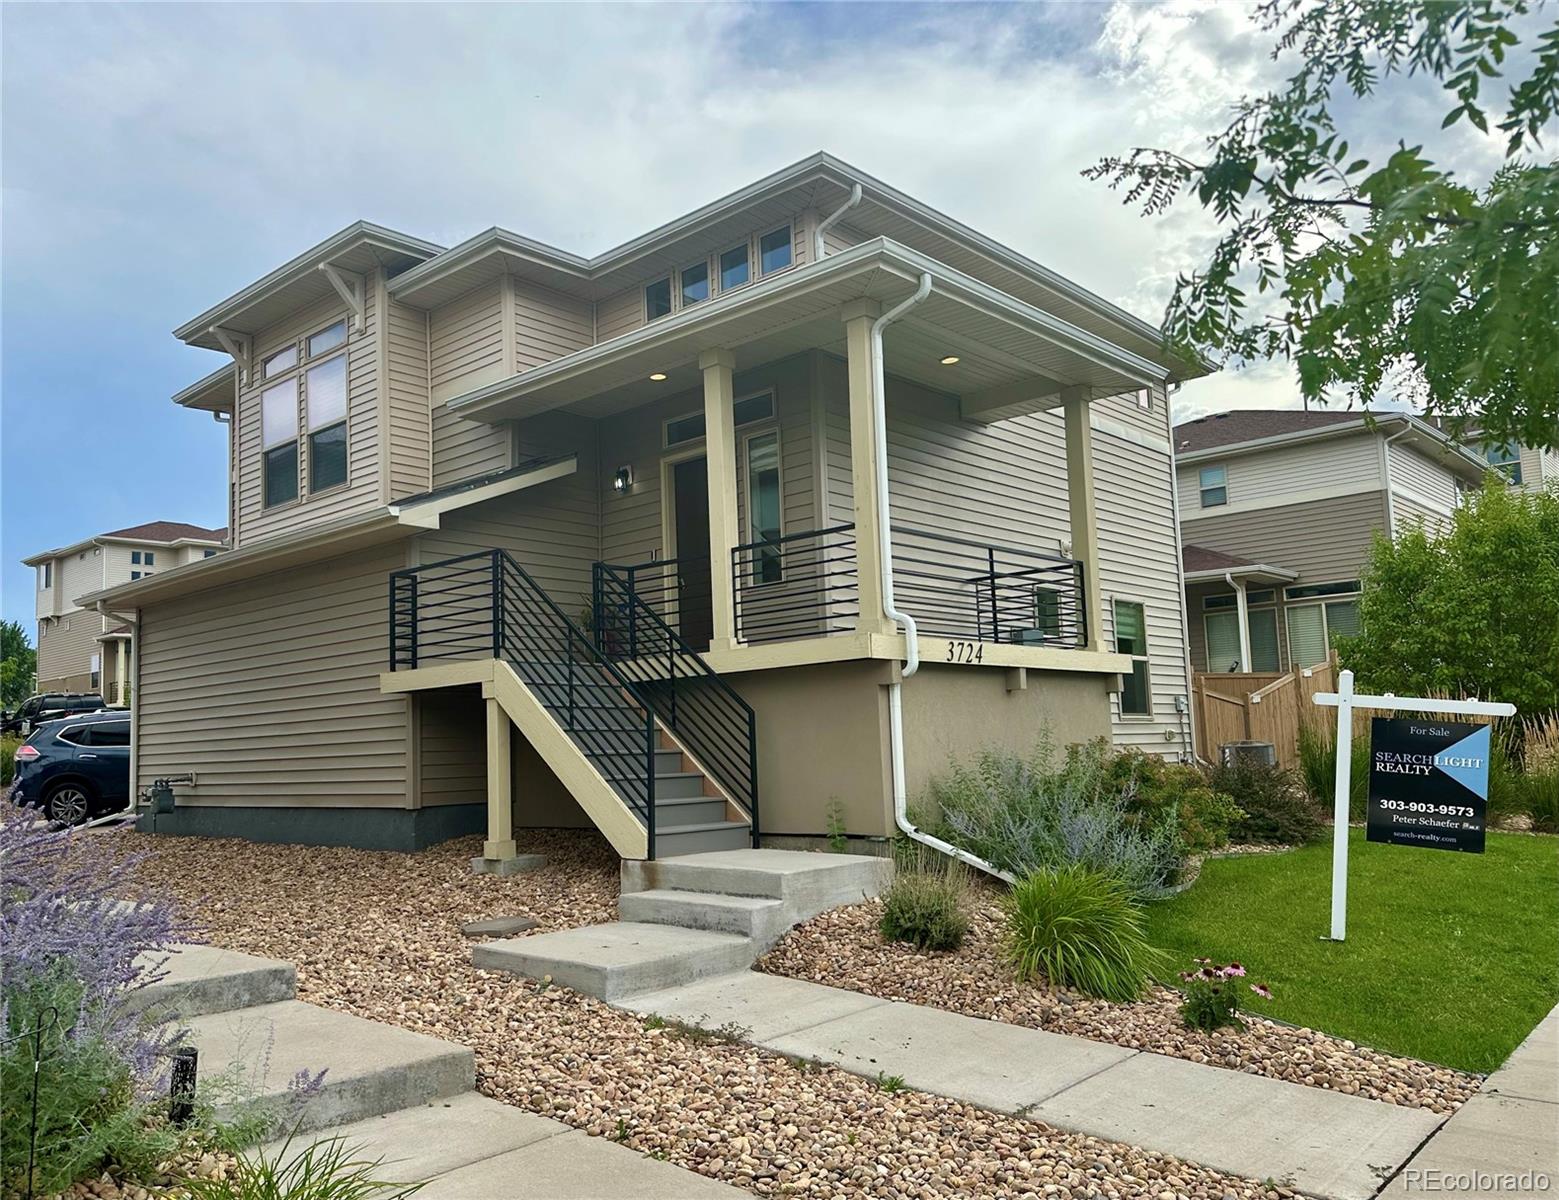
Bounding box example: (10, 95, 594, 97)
(946, 641, 985, 664)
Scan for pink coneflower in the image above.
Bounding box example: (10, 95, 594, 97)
(1250, 983, 1273, 1000)
(1221, 962, 1247, 978)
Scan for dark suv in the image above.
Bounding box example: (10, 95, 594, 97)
(11, 711, 131, 825)
(2, 693, 105, 736)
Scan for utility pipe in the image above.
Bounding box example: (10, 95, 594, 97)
(814, 184, 862, 262)
(868, 272, 1014, 883)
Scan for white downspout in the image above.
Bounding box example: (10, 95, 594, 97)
(1224, 572, 1251, 672)
(870, 272, 1015, 883)
(814, 184, 862, 261)
(85, 602, 140, 828)
(1380, 424, 1410, 541)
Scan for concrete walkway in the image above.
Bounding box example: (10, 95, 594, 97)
(1377, 1005, 1558, 1200)
(624, 971, 1446, 1200)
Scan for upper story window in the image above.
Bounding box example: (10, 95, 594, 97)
(1483, 440, 1523, 484)
(306, 355, 349, 492)
(645, 277, 673, 322)
(262, 378, 300, 508)
(257, 317, 351, 508)
(39, 563, 51, 589)
(308, 320, 347, 357)
(1135, 389, 1153, 412)
(203, 549, 217, 559)
(130, 550, 156, 565)
(720, 244, 750, 291)
(759, 226, 792, 275)
(262, 345, 297, 379)
(680, 261, 710, 308)
(1198, 464, 1228, 507)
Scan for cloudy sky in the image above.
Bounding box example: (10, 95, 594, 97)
(0, 1, 1497, 633)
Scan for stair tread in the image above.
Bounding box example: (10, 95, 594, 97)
(652, 819, 750, 833)
(624, 889, 782, 912)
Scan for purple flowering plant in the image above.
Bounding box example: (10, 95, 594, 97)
(1177, 956, 1274, 1032)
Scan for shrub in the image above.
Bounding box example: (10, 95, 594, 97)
(1296, 719, 1370, 821)
(1208, 758, 1325, 845)
(1003, 866, 1161, 1002)
(930, 740, 1184, 899)
(1109, 750, 1244, 852)
(879, 859, 970, 952)
(1, 735, 19, 787)
(177, 1130, 425, 1200)
(1512, 714, 1559, 833)
(1177, 958, 1274, 1032)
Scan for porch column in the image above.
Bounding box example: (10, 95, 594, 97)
(114, 639, 128, 705)
(699, 348, 741, 650)
(1062, 387, 1105, 651)
(842, 299, 897, 636)
(1233, 579, 1252, 672)
(483, 696, 516, 861)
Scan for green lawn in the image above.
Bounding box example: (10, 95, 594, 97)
(1144, 829, 1559, 1073)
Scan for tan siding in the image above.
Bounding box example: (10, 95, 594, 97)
(1395, 493, 1454, 535)
(385, 296, 432, 500)
(429, 279, 510, 486)
(1182, 492, 1387, 584)
(415, 685, 485, 808)
(513, 279, 593, 369)
(595, 286, 642, 342)
(1176, 433, 1383, 520)
(1390, 444, 1458, 516)
(37, 612, 104, 690)
(233, 286, 382, 548)
(135, 544, 411, 805)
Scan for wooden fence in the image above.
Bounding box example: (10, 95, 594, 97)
(1192, 657, 1338, 767)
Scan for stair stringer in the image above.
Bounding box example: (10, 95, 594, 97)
(484, 660, 648, 860)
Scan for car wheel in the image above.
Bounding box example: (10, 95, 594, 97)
(45, 783, 93, 827)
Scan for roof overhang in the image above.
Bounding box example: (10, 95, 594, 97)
(173, 363, 238, 413)
(174, 222, 444, 351)
(79, 455, 578, 608)
(447, 239, 1166, 425)
(1184, 563, 1299, 586)
(387, 152, 1208, 383)
(1179, 413, 1491, 482)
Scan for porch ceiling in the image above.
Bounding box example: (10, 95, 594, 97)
(448, 239, 1167, 425)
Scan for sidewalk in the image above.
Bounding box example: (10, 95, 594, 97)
(1377, 1005, 1558, 1200)
(625, 971, 1446, 1200)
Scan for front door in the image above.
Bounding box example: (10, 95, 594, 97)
(671, 456, 714, 650)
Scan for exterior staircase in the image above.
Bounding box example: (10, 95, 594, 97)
(471, 849, 892, 1001)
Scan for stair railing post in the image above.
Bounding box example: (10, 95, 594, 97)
(748, 708, 760, 849)
(490, 552, 504, 660)
(645, 707, 657, 861)
(987, 547, 1000, 643)
(409, 575, 419, 669)
(567, 626, 576, 731)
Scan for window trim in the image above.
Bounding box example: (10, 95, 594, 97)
(741, 423, 785, 586)
(40, 563, 52, 588)
(1283, 579, 1359, 601)
(1198, 464, 1228, 508)
(1112, 598, 1153, 718)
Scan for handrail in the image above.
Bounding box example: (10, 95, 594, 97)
(593, 561, 759, 845)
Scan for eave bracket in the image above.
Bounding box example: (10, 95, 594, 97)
(319, 262, 366, 332)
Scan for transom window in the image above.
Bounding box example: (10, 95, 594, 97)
(256, 317, 351, 507)
(663, 393, 776, 447)
(1198, 465, 1228, 507)
(1113, 600, 1152, 716)
(262, 345, 297, 379)
(308, 320, 347, 357)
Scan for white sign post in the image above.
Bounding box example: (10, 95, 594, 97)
(1311, 669, 1515, 942)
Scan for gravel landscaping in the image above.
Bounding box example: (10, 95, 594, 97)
(757, 893, 1479, 1115)
(106, 828, 1295, 1200)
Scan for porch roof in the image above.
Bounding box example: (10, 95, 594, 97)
(1181, 544, 1298, 586)
(446, 238, 1168, 426)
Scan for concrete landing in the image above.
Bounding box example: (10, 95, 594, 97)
(623, 970, 1448, 1200)
(184, 999, 474, 1132)
(473, 922, 753, 1001)
(129, 944, 296, 1018)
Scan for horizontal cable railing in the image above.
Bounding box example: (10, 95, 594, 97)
(593, 563, 759, 843)
(889, 524, 1087, 648)
(389, 550, 659, 852)
(731, 524, 860, 645)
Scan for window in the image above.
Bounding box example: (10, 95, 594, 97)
(719, 244, 750, 291)
(1136, 389, 1153, 412)
(39, 563, 51, 589)
(203, 549, 217, 559)
(1198, 465, 1228, 507)
(645, 277, 672, 321)
(759, 226, 792, 275)
(1113, 600, 1151, 715)
(89, 654, 100, 690)
(663, 392, 777, 447)
(130, 572, 140, 581)
(262, 377, 300, 507)
(262, 345, 297, 379)
(1284, 580, 1360, 600)
(1482, 440, 1523, 484)
(144, 551, 155, 566)
(1204, 608, 1280, 672)
(1286, 591, 1361, 667)
(306, 355, 349, 491)
(745, 430, 782, 583)
(680, 261, 709, 307)
(308, 320, 347, 357)
(131, 551, 141, 565)
(1032, 588, 1062, 642)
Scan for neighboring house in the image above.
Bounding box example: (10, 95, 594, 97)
(1174, 409, 1489, 675)
(82, 152, 1207, 865)
(1466, 430, 1558, 493)
(23, 522, 227, 700)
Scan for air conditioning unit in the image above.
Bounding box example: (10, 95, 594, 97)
(1220, 740, 1277, 768)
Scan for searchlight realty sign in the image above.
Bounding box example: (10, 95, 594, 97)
(1367, 718, 1490, 853)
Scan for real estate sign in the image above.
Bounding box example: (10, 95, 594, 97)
(1367, 718, 1489, 853)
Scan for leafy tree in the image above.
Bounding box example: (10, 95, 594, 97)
(0, 620, 35, 709)
(1088, 0, 1559, 449)
(1339, 482, 1559, 716)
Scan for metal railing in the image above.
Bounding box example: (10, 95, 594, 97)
(389, 550, 660, 854)
(593, 563, 759, 842)
(603, 557, 700, 637)
(890, 525, 1088, 648)
(731, 524, 860, 644)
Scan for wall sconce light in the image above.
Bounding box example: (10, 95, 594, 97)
(613, 466, 633, 494)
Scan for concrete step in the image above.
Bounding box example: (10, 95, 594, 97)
(653, 820, 753, 857)
(651, 796, 729, 827)
(618, 888, 787, 946)
(183, 999, 474, 1133)
(622, 847, 891, 908)
(128, 944, 296, 1019)
(472, 922, 753, 1001)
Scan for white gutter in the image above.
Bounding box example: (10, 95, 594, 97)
(871, 272, 1015, 883)
(1223, 572, 1252, 672)
(814, 183, 862, 261)
(85, 602, 141, 828)
(1380, 425, 1411, 541)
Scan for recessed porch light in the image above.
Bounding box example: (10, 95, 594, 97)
(649, 372, 668, 381)
(940, 355, 960, 365)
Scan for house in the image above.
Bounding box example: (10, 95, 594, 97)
(1174, 409, 1489, 675)
(23, 521, 227, 701)
(1466, 430, 1557, 493)
(81, 153, 1207, 866)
